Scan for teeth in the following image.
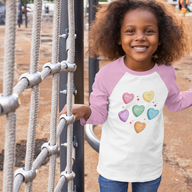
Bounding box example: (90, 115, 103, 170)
(133, 47, 146, 50)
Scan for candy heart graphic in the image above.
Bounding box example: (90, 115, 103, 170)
(122, 93, 134, 104)
(134, 122, 146, 133)
(147, 108, 159, 120)
(118, 110, 129, 122)
(143, 91, 154, 103)
(132, 105, 145, 117)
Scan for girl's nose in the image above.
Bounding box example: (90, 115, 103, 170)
(135, 33, 146, 41)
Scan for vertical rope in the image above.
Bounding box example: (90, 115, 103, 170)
(24, 0, 42, 191)
(3, 112, 17, 192)
(67, 0, 75, 191)
(48, 0, 61, 191)
(3, 0, 17, 96)
(68, 0, 75, 64)
(3, 0, 17, 191)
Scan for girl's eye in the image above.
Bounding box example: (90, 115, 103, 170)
(145, 30, 154, 34)
(126, 30, 134, 34)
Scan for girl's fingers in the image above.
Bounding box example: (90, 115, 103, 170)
(59, 109, 78, 121)
(59, 104, 86, 121)
(59, 105, 67, 116)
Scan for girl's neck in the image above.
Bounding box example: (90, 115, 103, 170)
(124, 56, 155, 72)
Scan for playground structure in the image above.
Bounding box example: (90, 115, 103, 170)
(0, 0, 101, 191)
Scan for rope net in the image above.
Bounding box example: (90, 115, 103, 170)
(1, 0, 77, 191)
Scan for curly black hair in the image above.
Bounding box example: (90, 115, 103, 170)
(88, 0, 191, 65)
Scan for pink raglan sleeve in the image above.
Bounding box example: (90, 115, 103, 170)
(165, 65, 192, 112)
(80, 70, 109, 125)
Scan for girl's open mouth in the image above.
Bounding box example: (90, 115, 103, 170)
(132, 46, 148, 52)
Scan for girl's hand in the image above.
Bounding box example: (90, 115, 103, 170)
(59, 104, 91, 121)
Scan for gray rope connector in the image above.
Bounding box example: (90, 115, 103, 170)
(61, 60, 76, 72)
(59, 114, 75, 124)
(60, 171, 75, 181)
(60, 83, 77, 95)
(19, 72, 43, 88)
(59, 33, 77, 39)
(14, 168, 36, 183)
(59, 34, 67, 39)
(42, 62, 61, 75)
(0, 93, 20, 116)
(41, 143, 59, 155)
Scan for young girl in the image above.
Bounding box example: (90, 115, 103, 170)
(60, 0, 192, 191)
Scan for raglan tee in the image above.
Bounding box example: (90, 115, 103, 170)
(81, 56, 192, 182)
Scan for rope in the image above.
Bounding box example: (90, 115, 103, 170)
(48, 0, 61, 191)
(24, 0, 42, 191)
(3, 112, 17, 192)
(32, 148, 48, 171)
(54, 176, 66, 192)
(3, 0, 17, 96)
(30, 0, 42, 74)
(13, 117, 66, 191)
(13, 109, 66, 191)
(13, 67, 51, 96)
(13, 78, 29, 96)
(41, 67, 52, 80)
(13, 174, 23, 192)
(66, 0, 75, 191)
(56, 119, 66, 141)
(68, 0, 75, 64)
(3, 0, 17, 192)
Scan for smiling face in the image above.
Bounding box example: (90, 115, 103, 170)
(119, 8, 160, 71)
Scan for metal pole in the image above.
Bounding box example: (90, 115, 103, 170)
(25, 0, 27, 27)
(88, 0, 99, 95)
(73, 0, 84, 190)
(59, 0, 84, 191)
(59, 1, 68, 191)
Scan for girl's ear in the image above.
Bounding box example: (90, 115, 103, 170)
(158, 40, 161, 45)
(118, 39, 121, 45)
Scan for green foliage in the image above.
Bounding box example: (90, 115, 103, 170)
(99, 0, 108, 2)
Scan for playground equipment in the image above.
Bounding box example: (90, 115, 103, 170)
(0, 0, 101, 191)
(1, 0, 76, 191)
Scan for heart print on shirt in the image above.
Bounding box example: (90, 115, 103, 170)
(118, 91, 159, 133)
